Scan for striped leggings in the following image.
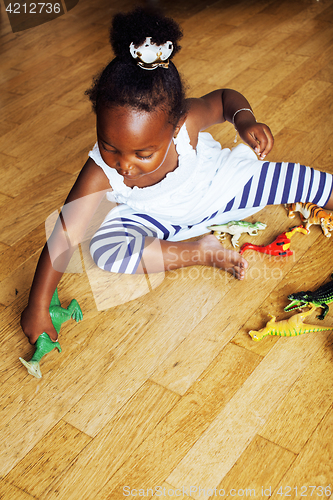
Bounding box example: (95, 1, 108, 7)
(90, 161, 333, 274)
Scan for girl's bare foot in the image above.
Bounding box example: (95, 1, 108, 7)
(199, 234, 248, 280)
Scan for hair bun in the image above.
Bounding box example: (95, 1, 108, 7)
(110, 7, 183, 62)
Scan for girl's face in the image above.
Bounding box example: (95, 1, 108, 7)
(97, 105, 176, 180)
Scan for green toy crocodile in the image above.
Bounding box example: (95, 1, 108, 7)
(19, 288, 82, 378)
(284, 273, 333, 320)
(207, 220, 266, 248)
(249, 304, 332, 341)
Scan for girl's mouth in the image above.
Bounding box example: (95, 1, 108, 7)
(121, 172, 139, 179)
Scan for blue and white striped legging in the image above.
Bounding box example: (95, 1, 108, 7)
(90, 161, 333, 274)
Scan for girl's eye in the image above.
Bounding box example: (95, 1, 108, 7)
(137, 153, 153, 160)
(101, 144, 117, 153)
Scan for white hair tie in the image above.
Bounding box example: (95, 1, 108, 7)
(129, 37, 173, 70)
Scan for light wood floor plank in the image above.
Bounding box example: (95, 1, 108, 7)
(0, 252, 40, 307)
(270, 407, 333, 498)
(257, 80, 331, 136)
(5, 420, 92, 497)
(0, 480, 35, 500)
(294, 21, 333, 58)
(259, 332, 333, 454)
(268, 45, 333, 98)
(92, 343, 261, 499)
(40, 381, 179, 500)
(272, 4, 331, 36)
(63, 271, 231, 436)
(0, 324, 108, 474)
(0, 224, 45, 281)
(166, 332, 330, 500)
(0, 169, 75, 245)
(216, 435, 296, 497)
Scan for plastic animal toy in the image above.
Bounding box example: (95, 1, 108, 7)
(19, 288, 82, 378)
(248, 304, 332, 341)
(240, 225, 308, 256)
(285, 273, 333, 320)
(208, 220, 266, 248)
(286, 202, 333, 237)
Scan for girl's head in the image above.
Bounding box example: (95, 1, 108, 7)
(96, 105, 177, 180)
(86, 7, 187, 128)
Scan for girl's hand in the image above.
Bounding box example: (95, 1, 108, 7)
(21, 305, 58, 345)
(238, 122, 274, 160)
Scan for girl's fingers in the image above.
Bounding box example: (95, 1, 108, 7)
(258, 126, 274, 158)
(21, 307, 58, 345)
(249, 124, 274, 159)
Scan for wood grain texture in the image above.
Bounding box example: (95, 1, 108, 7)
(1, 0, 333, 498)
(216, 435, 296, 496)
(93, 343, 261, 499)
(5, 420, 92, 497)
(0, 480, 35, 500)
(40, 381, 180, 500)
(166, 332, 330, 500)
(259, 333, 333, 454)
(270, 407, 333, 498)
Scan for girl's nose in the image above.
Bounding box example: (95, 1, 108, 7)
(116, 159, 133, 173)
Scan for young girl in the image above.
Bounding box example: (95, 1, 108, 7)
(21, 7, 333, 345)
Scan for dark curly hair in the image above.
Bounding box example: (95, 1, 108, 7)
(85, 7, 187, 127)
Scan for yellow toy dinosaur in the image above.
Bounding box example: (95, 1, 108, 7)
(249, 304, 332, 341)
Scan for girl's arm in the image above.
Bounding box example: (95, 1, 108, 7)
(21, 158, 111, 344)
(186, 89, 274, 159)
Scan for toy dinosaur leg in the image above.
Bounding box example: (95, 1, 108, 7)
(49, 300, 82, 332)
(320, 222, 331, 237)
(49, 287, 61, 307)
(50, 305, 72, 333)
(298, 304, 317, 321)
(230, 234, 240, 247)
(285, 203, 295, 218)
(275, 249, 293, 256)
(67, 299, 83, 322)
(304, 220, 312, 231)
(215, 232, 226, 243)
(317, 303, 329, 320)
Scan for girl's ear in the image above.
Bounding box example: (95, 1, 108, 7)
(173, 115, 186, 138)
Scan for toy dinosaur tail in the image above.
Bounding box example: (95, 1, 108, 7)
(240, 243, 261, 255)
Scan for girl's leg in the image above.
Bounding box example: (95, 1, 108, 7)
(324, 190, 333, 211)
(90, 212, 248, 279)
(214, 161, 333, 216)
(89, 213, 171, 274)
(140, 234, 248, 278)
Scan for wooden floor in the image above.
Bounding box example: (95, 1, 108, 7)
(1, 0, 333, 498)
